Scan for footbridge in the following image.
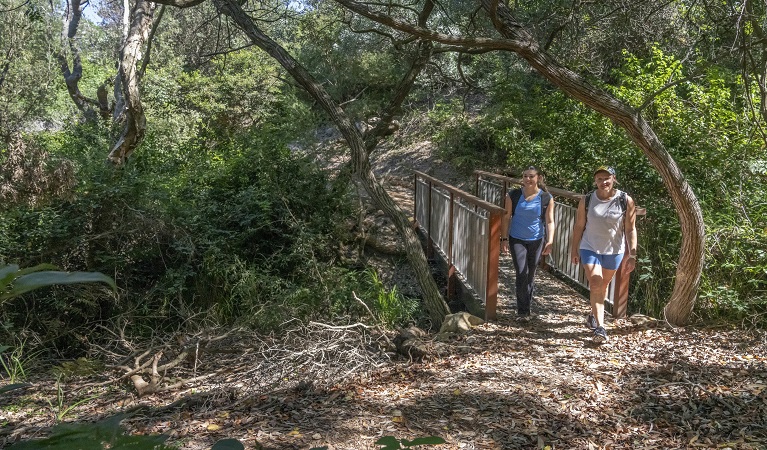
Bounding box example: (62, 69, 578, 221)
(413, 170, 643, 321)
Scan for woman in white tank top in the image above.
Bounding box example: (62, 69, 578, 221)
(570, 166, 637, 344)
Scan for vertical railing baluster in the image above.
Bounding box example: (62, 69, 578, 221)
(426, 178, 433, 259)
(413, 173, 418, 229)
(446, 191, 455, 303)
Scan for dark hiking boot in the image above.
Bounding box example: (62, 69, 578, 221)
(586, 314, 598, 330)
(593, 326, 608, 343)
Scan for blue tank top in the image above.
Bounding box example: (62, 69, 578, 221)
(509, 191, 544, 241)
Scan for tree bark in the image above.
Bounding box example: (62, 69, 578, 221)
(481, 0, 704, 326)
(58, 0, 100, 121)
(332, 0, 704, 326)
(108, 0, 156, 165)
(211, 0, 451, 327)
(363, 1, 434, 154)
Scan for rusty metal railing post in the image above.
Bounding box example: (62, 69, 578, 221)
(612, 254, 630, 319)
(485, 210, 502, 321)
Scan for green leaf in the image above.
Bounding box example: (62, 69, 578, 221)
(0, 383, 31, 395)
(15, 264, 58, 276)
(375, 436, 400, 449)
(401, 436, 446, 446)
(0, 264, 20, 291)
(3, 271, 116, 299)
(212, 439, 245, 450)
(7, 415, 173, 449)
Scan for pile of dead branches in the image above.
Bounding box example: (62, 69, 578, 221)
(91, 321, 396, 398)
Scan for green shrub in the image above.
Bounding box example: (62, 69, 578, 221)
(454, 47, 767, 324)
(6, 414, 244, 449)
(0, 109, 402, 349)
(362, 269, 419, 328)
(427, 99, 508, 174)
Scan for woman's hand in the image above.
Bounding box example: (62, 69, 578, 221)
(625, 255, 636, 273)
(542, 241, 553, 256)
(571, 249, 580, 265)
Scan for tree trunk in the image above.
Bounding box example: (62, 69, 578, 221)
(331, 0, 705, 326)
(108, 0, 156, 165)
(58, 0, 99, 121)
(480, 0, 704, 326)
(212, 0, 451, 327)
(363, 1, 434, 154)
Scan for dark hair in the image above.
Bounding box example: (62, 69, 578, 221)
(523, 166, 549, 192)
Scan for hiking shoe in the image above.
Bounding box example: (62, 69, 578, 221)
(585, 314, 598, 330)
(593, 326, 608, 343)
(515, 314, 532, 322)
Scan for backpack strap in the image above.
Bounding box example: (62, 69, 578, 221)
(509, 188, 523, 216)
(511, 188, 550, 225)
(584, 189, 594, 213)
(619, 191, 627, 213)
(585, 190, 628, 218)
(540, 191, 552, 224)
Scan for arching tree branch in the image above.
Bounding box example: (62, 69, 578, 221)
(332, 0, 705, 325)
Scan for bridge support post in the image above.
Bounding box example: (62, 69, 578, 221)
(485, 211, 502, 321)
(612, 255, 630, 319)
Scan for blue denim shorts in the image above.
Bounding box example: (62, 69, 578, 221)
(579, 249, 624, 270)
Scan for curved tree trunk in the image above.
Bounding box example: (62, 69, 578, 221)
(331, 0, 705, 326)
(58, 0, 103, 121)
(108, 0, 156, 165)
(480, 0, 704, 325)
(212, 0, 451, 327)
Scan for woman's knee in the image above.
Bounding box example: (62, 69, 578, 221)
(588, 274, 606, 290)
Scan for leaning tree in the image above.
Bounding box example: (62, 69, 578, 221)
(319, 0, 705, 326)
(57, 0, 708, 325)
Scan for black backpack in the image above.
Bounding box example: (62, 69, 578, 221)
(509, 188, 552, 226)
(584, 190, 627, 218)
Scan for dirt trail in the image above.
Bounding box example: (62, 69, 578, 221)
(286, 174, 767, 450)
(2, 149, 766, 450)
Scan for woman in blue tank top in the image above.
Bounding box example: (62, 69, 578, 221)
(501, 166, 555, 321)
(570, 166, 637, 343)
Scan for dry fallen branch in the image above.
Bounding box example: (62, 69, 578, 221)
(86, 323, 392, 399)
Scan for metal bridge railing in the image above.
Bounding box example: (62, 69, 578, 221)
(474, 170, 644, 318)
(413, 171, 506, 321)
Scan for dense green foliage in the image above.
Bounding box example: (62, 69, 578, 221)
(430, 46, 767, 325)
(1, 0, 766, 364)
(0, 118, 423, 350)
(0, 0, 61, 139)
(0, 33, 421, 353)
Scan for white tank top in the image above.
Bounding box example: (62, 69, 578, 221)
(580, 190, 626, 255)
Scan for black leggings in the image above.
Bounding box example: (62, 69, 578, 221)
(509, 237, 544, 315)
